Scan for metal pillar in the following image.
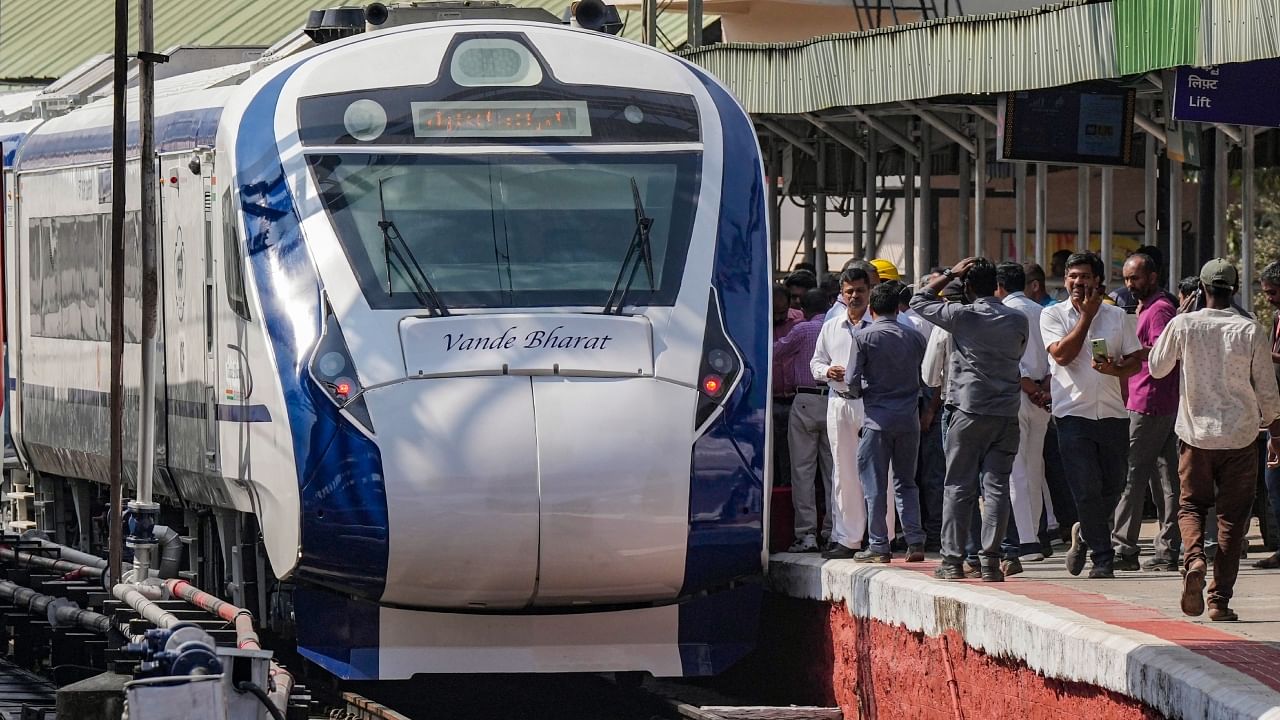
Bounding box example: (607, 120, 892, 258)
(1101, 167, 1114, 286)
(768, 144, 781, 273)
(802, 200, 815, 268)
(815, 194, 828, 276)
(1243, 128, 1256, 299)
(1144, 133, 1157, 249)
(1214, 128, 1229, 259)
(135, 0, 160, 526)
(1169, 159, 1183, 285)
(1077, 166, 1090, 252)
(643, 0, 658, 46)
(974, 118, 987, 259)
(1014, 162, 1027, 263)
(1035, 163, 1047, 268)
(957, 146, 971, 259)
(904, 135, 917, 283)
(108, 0, 128, 587)
(864, 128, 878, 258)
(920, 124, 934, 271)
(687, 0, 703, 48)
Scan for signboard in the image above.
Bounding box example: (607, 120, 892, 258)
(1173, 59, 1280, 128)
(997, 87, 1136, 166)
(399, 313, 653, 378)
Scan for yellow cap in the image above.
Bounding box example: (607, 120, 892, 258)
(870, 258, 901, 281)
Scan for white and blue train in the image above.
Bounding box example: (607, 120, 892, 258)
(1, 6, 770, 680)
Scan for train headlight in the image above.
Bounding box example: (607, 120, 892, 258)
(317, 351, 347, 377)
(694, 289, 744, 431)
(343, 99, 387, 142)
(450, 39, 542, 87)
(309, 304, 374, 433)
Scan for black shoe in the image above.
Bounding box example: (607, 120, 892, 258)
(1141, 557, 1178, 572)
(1088, 565, 1115, 579)
(963, 563, 982, 579)
(1064, 522, 1086, 576)
(980, 564, 1005, 582)
(1000, 558, 1023, 577)
(906, 544, 926, 562)
(1252, 552, 1280, 569)
(1114, 554, 1140, 571)
(934, 563, 966, 580)
(1038, 534, 1055, 558)
(822, 544, 859, 560)
(854, 549, 891, 563)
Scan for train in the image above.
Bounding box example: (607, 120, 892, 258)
(0, 3, 771, 681)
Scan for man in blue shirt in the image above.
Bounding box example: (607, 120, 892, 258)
(848, 282, 928, 562)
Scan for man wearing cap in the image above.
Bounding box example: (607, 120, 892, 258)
(1149, 259, 1280, 621)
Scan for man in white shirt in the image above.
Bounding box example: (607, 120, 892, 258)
(1149, 259, 1280, 621)
(1040, 252, 1143, 579)
(823, 260, 880, 323)
(995, 263, 1052, 571)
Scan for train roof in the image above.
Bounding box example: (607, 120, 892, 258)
(13, 62, 253, 171)
(0, 119, 42, 167)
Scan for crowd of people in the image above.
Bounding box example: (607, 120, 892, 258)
(772, 250, 1280, 621)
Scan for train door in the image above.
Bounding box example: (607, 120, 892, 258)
(159, 154, 218, 493)
(212, 166, 255, 482)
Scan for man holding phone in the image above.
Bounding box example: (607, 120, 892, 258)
(1040, 252, 1143, 578)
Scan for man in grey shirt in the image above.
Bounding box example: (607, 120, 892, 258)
(910, 257, 1028, 581)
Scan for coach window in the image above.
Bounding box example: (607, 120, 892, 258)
(222, 191, 251, 321)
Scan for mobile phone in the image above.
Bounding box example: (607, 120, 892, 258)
(1090, 338, 1109, 364)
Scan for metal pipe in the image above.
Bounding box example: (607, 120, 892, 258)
(1035, 164, 1048, 268)
(165, 578, 261, 650)
(920, 124, 933, 270)
(153, 525, 183, 579)
(974, 118, 987, 259)
(1077, 167, 1090, 252)
(847, 107, 920, 159)
(0, 580, 113, 634)
(1243, 128, 1256, 300)
(1014, 162, 1027, 262)
(957, 146, 971, 259)
(966, 104, 997, 126)
(903, 102, 976, 155)
(801, 114, 867, 161)
(1101, 167, 1114, 286)
(20, 532, 107, 569)
(815, 194, 827, 276)
(768, 143, 781, 274)
(686, 0, 702, 48)
(1134, 113, 1168, 145)
(1214, 128, 1229, 259)
(1214, 123, 1243, 145)
(802, 199, 814, 268)
(758, 119, 815, 158)
(904, 136, 917, 282)
(1169, 158, 1183, 284)
(0, 546, 105, 578)
(1145, 133, 1157, 249)
(643, 0, 657, 46)
(114, 583, 179, 629)
(109, 0, 128, 594)
(865, 127, 878, 258)
(268, 663, 294, 719)
(134, 0, 161, 534)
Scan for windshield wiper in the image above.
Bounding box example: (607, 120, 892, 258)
(377, 179, 450, 317)
(602, 178, 655, 315)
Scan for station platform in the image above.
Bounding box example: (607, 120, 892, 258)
(764, 523, 1280, 720)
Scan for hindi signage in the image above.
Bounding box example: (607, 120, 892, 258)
(1173, 60, 1280, 128)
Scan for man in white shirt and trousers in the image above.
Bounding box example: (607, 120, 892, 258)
(1148, 259, 1280, 622)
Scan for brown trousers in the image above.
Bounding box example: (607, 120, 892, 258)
(1177, 442, 1257, 607)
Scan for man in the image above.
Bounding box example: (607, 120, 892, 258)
(772, 285, 804, 486)
(870, 258, 901, 283)
(1023, 262, 1055, 307)
(1112, 253, 1182, 572)
(994, 263, 1051, 572)
(848, 282, 927, 562)
(825, 260, 880, 323)
(1040, 252, 1143, 579)
(1149, 259, 1280, 621)
(784, 270, 818, 310)
(775, 289, 835, 552)
(1255, 261, 1280, 570)
(812, 267, 877, 559)
(911, 258, 1027, 582)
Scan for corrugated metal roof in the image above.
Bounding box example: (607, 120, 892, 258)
(680, 0, 1117, 114)
(0, 0, 706, 83)
(1113, 0, 1197, 74)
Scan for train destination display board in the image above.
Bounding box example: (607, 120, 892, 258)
(997, 87, 1136, 166)
(411, 101, 592, 138)
(1173, 59, 1280, 128)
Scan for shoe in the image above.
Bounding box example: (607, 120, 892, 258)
(1113, 554, 1140, 571)
(1064, 522, 1086, 576)
(788, 534, 819, 553)
(822, 543, 859, 560)
(1088, 565, 1115, 579)
(1181, 559, 1207, 617)
(824, 541, 841, 553)
(1020, 552, 1046, 562)
(1141, 558, 1178, 572)
(980, 564, 1005, 582)
(906, 544, 926, 562)
(1241, 544, 1249, 559)
(854, 549, 891, 563)
(964, 564, 982, 579)
(1252, 552, 1280, 569)
(1208, 605, 1239, 622)
(1000, 558, 1023, 577)
(934, 563, 966, 580)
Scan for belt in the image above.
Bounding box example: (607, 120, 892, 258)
(796, 386, 829, 396)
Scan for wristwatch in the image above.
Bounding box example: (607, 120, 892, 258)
(942, 268, 957, 279)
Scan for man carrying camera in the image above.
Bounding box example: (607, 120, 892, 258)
(1040, 252, 1143, 579)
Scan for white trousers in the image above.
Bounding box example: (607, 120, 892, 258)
(1009, 393, 1051, 544)
(826, 395, 895, 548)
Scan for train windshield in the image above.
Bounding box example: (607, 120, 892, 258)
(309, 152, 700, 310)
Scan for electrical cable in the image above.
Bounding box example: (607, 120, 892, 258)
(235, 681, 286, 720)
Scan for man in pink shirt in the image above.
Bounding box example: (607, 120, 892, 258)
(773, 285, 805, 487)
(1112, 253, 1182, 571)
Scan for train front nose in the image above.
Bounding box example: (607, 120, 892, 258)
(362, 314, 697, 610)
